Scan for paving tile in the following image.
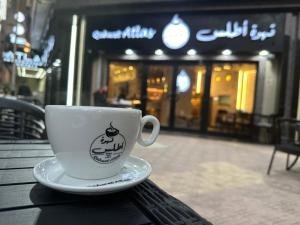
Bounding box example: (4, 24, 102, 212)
(132, 133, 300, 225)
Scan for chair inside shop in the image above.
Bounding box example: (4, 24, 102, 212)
(253, 114, 277, 144)
(0, 97, 46, 140)
(267, 118, 300, 174)
(235, 111, 253, 135)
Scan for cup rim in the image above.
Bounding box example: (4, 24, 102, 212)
(45, 105, 142, 113)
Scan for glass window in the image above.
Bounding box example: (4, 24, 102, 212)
(208, 63, 257, 134)
(174, 65, 206, 129)
(146, 65, 173, 127)
(107, 62, 142, 108)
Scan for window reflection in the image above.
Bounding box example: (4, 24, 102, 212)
(175, 65, 206, 129)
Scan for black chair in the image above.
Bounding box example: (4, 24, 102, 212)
(215, 109, 235, 133)
(235, 111, 253, 136)
(0, 97, 46, 140)
(267, 118, 300, 174)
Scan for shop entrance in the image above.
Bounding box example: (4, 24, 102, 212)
(107, 61, 257, 136)
(173, 65, 206, 130)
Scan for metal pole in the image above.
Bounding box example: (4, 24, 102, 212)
(11, 0, 19, 95)
(11, 35, 17, 95)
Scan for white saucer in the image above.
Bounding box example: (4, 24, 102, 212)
(33, 156, 152, 195)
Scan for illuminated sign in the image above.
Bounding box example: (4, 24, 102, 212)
(0, 0, 7, 21)
(92, 25, 156, 40)
(2, 35, 55, 69)
(162, 14, 190, 49)
(87, 13, 283, 53)
(196, 20, 276, 42)
(176, 70, 191, 92)
(3, 51, 45, 68)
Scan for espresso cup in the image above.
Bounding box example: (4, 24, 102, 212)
(45, 106, 160, 179)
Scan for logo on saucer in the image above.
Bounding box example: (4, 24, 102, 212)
(162, 14, 190, 49)
(90, 122, 126, 164)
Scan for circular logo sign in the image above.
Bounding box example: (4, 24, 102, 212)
(90, 122, 126, 164)
(162, 14, 190, 50)
(176, 70, 191, 92)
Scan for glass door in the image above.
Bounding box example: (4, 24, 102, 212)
(174, 65, 206, 130)
(145, 65, 173, 127)
(208, 63, 257, 135)
(107, 62, 142, 109)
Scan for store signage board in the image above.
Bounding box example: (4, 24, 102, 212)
(87, 13, 285, 54)
(92, 25, 156, 40)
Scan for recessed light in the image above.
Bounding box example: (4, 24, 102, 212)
(222, 49, 232, 56)
(125, 49, 134, 55)
(259, 50, 270, 56)
(223, 64, 231, 70)
(214, 67, 222, 72)
(187, 49, 197, 56)
(155, 49, 164, 56)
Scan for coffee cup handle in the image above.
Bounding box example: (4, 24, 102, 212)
(137, 115, 160, 147)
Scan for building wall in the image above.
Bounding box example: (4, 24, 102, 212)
(261, 58, 281, 115)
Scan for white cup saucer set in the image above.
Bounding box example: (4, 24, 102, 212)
(34, 106, 160, 195)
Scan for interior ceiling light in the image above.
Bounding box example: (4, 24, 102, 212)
(223, 64, 231, 70)
(214, 67, 222, 72)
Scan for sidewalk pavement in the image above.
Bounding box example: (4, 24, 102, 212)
(133, 133, 300, 225)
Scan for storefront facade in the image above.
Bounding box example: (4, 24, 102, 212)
(49, 2, 299, 139)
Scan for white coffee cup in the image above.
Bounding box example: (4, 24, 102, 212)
(45, 106, 160, 179)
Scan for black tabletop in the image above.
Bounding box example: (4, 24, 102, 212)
(0, 141, 213, 225)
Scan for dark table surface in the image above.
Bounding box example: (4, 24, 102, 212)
(0, 141, 212, 225)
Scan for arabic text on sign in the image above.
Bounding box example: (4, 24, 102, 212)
(196, 19, 276, 42)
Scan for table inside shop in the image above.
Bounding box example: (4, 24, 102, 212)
(0, 140, 213, 225)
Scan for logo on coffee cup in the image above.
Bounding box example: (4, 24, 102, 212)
(90, 122, 126, 164)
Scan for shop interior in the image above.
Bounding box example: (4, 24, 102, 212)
(107, 61, 257, 136)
